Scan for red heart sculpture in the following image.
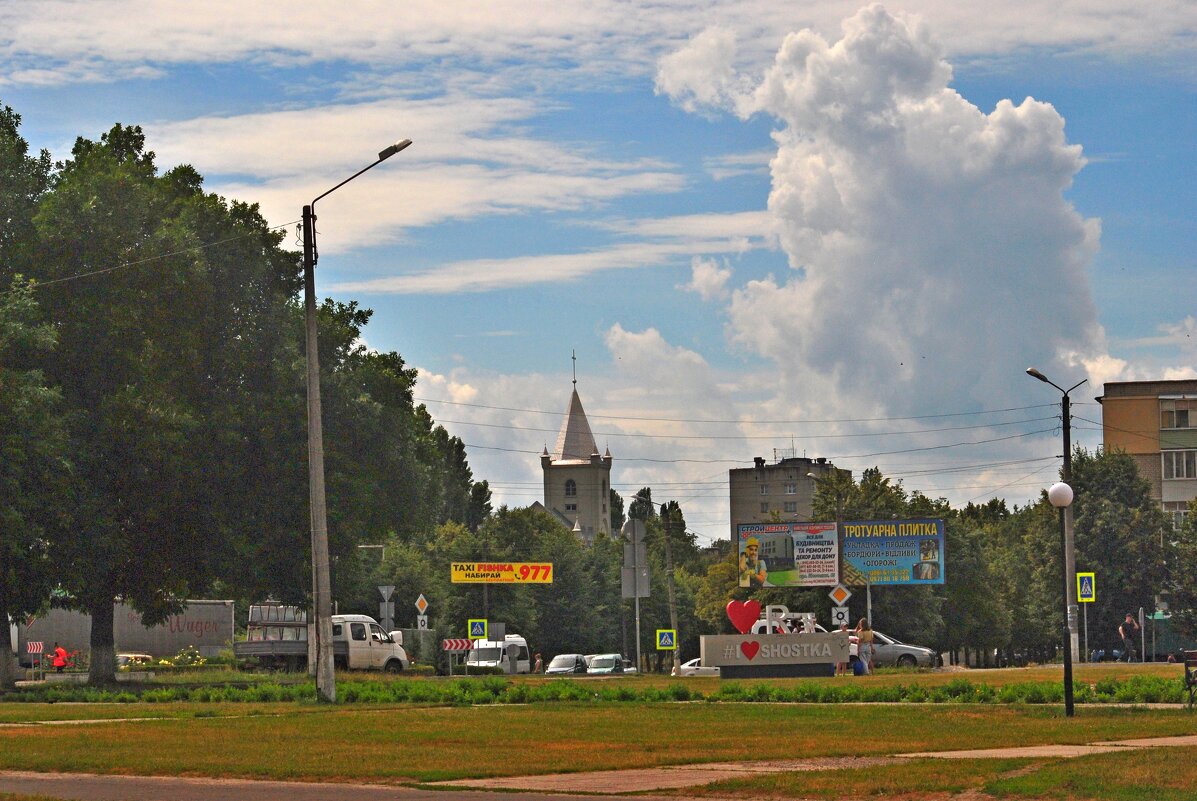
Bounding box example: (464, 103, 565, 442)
(741, 641, 760, 660)
(726, 599, 761, 634)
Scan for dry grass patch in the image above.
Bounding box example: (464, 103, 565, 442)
(0, 703, 1193, 783)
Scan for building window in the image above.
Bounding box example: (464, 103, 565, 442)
(1161, 399, 1196, 430)
(784, 483, 797, 495)
(1162, 450, 1197, 480)
(783, 501, 798, 513)
(1164, 501, 1190, 531)
(760, 503, 769, 513)
(565, 479, 577, 497)
(759, 485, 769, 495)
(565, 503, 577, 512)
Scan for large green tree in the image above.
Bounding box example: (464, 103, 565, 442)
(1070, 447, 1170, 655)
(33, 125, 303, 682)
(0, 279, 71, 687)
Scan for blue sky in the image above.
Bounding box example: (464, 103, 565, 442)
(3, 1, 1194, 543)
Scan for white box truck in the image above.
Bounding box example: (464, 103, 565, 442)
(232, 605, 409, 673)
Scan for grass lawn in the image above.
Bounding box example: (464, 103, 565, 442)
(680, 747, 1197, 801)
(1, 663, 1193, 800)
(0, 701, 1194, 784)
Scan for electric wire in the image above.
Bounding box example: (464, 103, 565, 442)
(416, 395, 1061, 425)
(1, 220, 301, 295)
(437, 415, 1056, 441)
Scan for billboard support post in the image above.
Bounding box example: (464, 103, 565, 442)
(866, 579, 872, 628)
(621, 520, 648, 672)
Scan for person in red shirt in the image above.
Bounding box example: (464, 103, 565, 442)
(51, 642, 68, 673)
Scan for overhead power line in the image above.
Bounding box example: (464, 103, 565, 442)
(2, 220, 300, 296)
(437, 415, 1056, 442)
(416, 395, 1060, 425)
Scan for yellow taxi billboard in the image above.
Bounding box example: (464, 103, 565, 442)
(451, 562, 553, 583)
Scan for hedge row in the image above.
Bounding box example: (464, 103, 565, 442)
(2, 674, 1190, 706)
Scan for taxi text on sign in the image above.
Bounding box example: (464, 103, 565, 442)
(452, 562, 554, 583)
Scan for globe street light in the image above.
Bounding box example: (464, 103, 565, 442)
(1048, 481, 1076, 716)
(303, 139, 412, 703)
(1026, 367, 1087, 675)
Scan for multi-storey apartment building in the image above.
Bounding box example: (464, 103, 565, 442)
(728, 455, 845, 539)
(1097, 379, 1197, 530)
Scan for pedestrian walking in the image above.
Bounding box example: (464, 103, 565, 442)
(1119, 613, 1139, 662)
(533, 652, 543, 673)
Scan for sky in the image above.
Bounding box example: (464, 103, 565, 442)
(3, 1, 1195, 545)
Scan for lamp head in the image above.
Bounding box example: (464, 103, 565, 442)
(378, 139, 413, 161)
(1047, 482, 1074, 508)
(1026, 367, 1049, 383)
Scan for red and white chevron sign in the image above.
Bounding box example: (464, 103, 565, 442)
(26, 641, 44, 654)
(441, 638, 472, 652)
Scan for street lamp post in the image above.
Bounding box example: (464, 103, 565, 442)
(1026, 367, 1086, 672)
(1048, 481, 1076, 716)
(304, 139, 412, 703)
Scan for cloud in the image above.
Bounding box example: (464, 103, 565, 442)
(683, 256, 733, 301)
(5, 2, 1195, 90)
(654, 27, 743, 114)
(660, 6, 1110, 419)
(328, 211, 773, 294)
(1100, 316, 1197, 380)
(142, 96, 686, 255)
(703, 150, 773, 181)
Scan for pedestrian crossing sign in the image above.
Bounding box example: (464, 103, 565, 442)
(468, 618, 488, 639)
(1077, 572, 1096, 603)
(656, 629, 677, 650)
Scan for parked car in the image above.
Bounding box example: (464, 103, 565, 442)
(621, 658, 637, 673)
(586, 653, 627, 674)
(1090, 647, 1126, 662)
(116, 653, 154, 668)
(678, 657, 720, 677)
(545, 653, 588, 674)
(869, 630, 939, 668)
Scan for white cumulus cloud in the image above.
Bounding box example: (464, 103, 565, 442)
(662, 4, 1112, 418)
(683, 256, 734, 301)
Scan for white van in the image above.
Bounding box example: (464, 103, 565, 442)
(466, 634, 531, 674)
(330, 614, 410, 673)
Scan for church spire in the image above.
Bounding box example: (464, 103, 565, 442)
(553, 387, 598, 461)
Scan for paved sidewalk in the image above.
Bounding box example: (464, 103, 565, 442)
(0, 771, 677, 801)
(900, 733, 1197, 760)
(435, 757, 903, 793)
(435, 733, 1197, 794)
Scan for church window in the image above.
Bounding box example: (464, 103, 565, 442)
(565, 479, 577, 497)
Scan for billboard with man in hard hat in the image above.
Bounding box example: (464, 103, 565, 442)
(737, 523, 839, 588)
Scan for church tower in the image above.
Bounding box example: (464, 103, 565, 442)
(541, 378, 612, 545)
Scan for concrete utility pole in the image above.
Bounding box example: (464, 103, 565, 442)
(661, 503, 679, 673)
(303, 139, 412, 703)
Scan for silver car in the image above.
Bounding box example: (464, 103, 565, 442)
(868, 630, 939, 668)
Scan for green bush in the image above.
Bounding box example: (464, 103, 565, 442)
(3, 673, 1192, 708)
